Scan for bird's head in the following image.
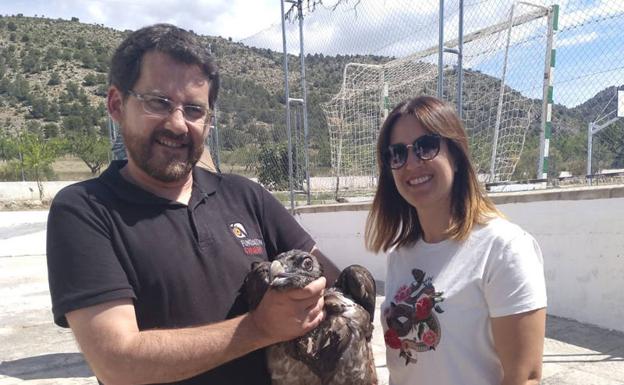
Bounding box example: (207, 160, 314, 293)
(269, 249, 323, 290)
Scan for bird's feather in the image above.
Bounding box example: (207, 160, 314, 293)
(242, 250, 378, 385)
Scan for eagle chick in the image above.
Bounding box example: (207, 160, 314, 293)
(243, 249, 378, 385)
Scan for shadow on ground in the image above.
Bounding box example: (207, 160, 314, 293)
(545, 315, 624, 364)
(0, 353, 93, 380)
(0, 222, 46, 240)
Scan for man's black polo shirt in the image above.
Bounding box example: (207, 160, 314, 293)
(47, 160, 315, 384)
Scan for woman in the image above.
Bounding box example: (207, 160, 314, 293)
(365, 96, 546, 385)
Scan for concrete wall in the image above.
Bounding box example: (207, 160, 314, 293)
(0, 181, 75, 202)
(294, 185, 624, 333)
(2, 181, 623, 332)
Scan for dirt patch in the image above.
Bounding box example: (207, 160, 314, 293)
(0, 200, 51, 211)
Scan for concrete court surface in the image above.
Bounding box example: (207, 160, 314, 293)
(1, 211, 624, 385)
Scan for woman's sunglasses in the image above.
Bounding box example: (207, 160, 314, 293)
(383, 134, 442, 169)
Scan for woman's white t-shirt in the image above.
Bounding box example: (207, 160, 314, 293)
(381, 217, 547, 385)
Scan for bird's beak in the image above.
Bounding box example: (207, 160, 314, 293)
(269, 260, 285, 282)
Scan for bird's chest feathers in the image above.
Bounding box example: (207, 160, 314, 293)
(268, 291, 371, 384)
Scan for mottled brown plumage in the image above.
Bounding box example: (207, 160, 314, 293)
(243, 250, 378, 385)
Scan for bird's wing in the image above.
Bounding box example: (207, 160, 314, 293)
(288, 310, 352, 382)
(242, 260, 271, 311)
(333, 264, 376, 321)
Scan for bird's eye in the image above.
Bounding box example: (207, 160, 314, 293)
(302, 257, 313, 271)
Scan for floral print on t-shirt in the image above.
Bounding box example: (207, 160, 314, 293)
(383, 268, 445, 365)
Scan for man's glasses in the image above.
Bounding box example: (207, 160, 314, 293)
(128, 90, 210, 124)
(383, 134, 442, 169)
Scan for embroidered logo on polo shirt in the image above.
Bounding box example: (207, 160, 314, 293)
(230, 223, 248, 239)
(229, 222, 265, 255)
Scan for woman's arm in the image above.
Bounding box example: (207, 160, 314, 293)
(491, 308, 546, 385)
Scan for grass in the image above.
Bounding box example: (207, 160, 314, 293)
(51, 156, 99, 181)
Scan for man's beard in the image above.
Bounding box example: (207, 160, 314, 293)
(122, 126, 204, 183)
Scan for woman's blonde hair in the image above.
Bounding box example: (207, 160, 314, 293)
(365, 96, 501, 253)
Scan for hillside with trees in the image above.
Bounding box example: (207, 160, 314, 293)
(0, 14, 389, 189)
(0, 14, 621, 190)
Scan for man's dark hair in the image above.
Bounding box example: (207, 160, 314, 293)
(109, 23, 220, 109)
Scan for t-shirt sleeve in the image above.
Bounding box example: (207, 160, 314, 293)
(483, 231, 547, 318)
(257, 187, 315, 259)
(46, 188, 135, 327)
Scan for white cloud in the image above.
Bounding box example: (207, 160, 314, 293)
(557, 31, 599, 47)
(0, 0, 280, 40)
(558, 0, 624, 30)
(204, 0, 281, 39)
(241, 0, 447, 55)
(85, 2, 106, 24)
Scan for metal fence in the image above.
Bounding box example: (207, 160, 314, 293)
(217, 0, 624, 204)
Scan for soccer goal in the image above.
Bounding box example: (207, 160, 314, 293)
(322, 2, 553, 196)
(586, 88, 624, 183)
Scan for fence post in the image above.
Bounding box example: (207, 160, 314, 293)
(587, 122, 593, 185)
(280, 0, 295, 211)
(296, 0, 311, 205)
(438, 0, 445, 99)
(212, 106, 220, 170)
(457, 0, 464, 118)
(538, 4, 558, 180)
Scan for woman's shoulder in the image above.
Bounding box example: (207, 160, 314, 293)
(473, 216, 531, 245)
(389, 236, 456, 261)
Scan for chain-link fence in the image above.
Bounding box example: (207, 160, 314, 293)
(223, 0, 624, 203)
(551, 2, 624, 185)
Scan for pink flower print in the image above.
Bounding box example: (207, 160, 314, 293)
(394, 285, 411, 303)
(421, 329, 437, 347)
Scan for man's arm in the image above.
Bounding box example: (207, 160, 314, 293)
(310, 246, 341, 286)
(67, 277, 326, 385)
(491, 308, 546, 385)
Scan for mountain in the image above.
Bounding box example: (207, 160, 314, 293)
(0, 14, 621, 181)
(0, 14, 388, 179)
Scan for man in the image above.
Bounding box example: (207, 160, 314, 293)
(46, 24, 339, 385)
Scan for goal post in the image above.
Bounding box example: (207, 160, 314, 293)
(322, 2, 552, 195)
(587, 88, 623, 181)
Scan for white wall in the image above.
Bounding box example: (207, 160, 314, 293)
(0, 181, 75, 201)
(2, 182, 623, 332)
(498, 198, 624, 333)
(295, 209, 387, 278)
(296, 189, 624, 333)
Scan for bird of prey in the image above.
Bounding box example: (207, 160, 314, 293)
(243, 249, 378, 385)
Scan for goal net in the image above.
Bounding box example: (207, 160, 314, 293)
(322, 2, 550, 193)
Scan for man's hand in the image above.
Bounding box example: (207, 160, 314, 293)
(66, 292, 327, 385)
(249, 276, 326, 343)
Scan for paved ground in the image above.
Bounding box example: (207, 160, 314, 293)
(1, 211, 623, 384)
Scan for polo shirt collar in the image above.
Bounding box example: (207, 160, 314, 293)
(192, 165, 220, 197)
(189, 166, 220, 209)
(99, 160, 220, 206)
